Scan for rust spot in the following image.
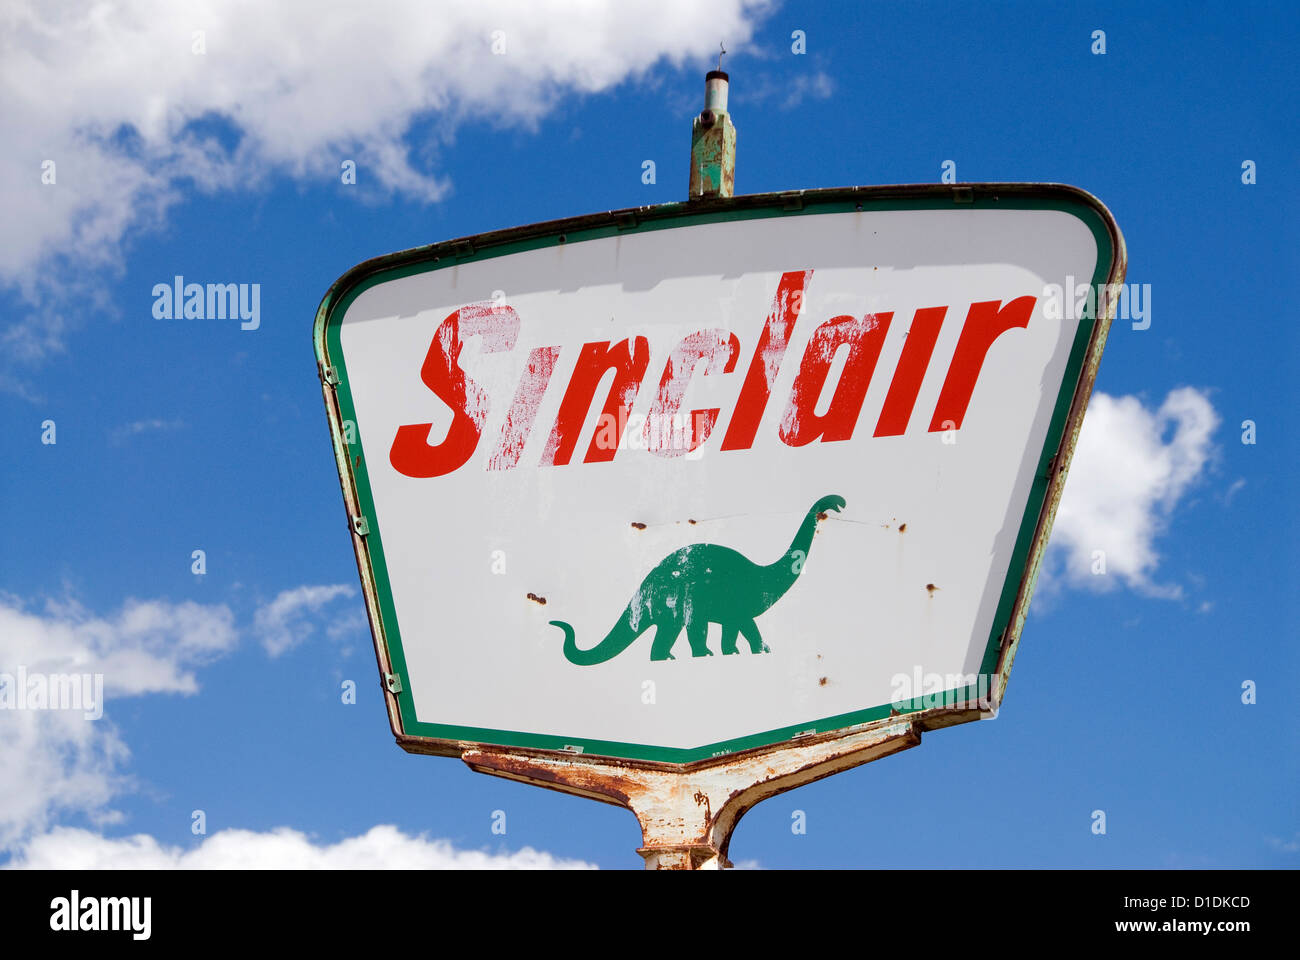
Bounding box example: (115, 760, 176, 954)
(468, 753, 632, 808)
(688, 519, 697, 525)
(898, 523, 907, 533)
(818, 677, 827, 686)
(693, 790, 712, 822)
(925, 583, 938, 596)
(816, 653, 822, 660)
(631, 522, 647, 530)
(526, 592, 547, 605)
(817, 511, 828, 520)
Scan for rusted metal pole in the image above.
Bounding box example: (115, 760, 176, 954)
(463, 719, 921, 869)
(689, 67, 736, 198)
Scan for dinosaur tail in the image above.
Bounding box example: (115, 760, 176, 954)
(551, 603, 644, 666)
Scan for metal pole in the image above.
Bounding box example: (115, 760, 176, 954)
(463, 719, 921, 869)
(689, 64, 737, 199)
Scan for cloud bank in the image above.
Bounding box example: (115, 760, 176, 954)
(2, 0, 769, 381)
(0, 587, 590, 868)
(1047, 387, 1218, 596)
(8, 825, 595, 870)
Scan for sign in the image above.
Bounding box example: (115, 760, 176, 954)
(314, 184, 1124, 765)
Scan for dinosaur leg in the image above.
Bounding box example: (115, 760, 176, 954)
(720, 623, 741, 655)
(685, 614, 712, 658)
(739, 618, 769, 654)
(649, 616, 682, 661)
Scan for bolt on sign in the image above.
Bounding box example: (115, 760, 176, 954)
(315, 183, 1125, 864)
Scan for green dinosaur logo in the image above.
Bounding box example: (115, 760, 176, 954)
(550, 494, 846, 665)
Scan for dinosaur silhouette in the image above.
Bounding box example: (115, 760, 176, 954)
(550, 494, 846, 665)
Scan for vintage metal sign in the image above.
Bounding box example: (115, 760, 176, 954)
(314, 184, 1124, 767)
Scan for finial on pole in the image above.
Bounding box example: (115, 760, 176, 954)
(689, 55, 736, 199)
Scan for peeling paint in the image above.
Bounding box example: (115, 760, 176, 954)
(488, 345, 560, 471)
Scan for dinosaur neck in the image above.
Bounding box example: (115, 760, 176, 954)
(760, 506, 823, 597)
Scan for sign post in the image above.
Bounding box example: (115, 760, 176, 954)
(314, 72, 1125, 868)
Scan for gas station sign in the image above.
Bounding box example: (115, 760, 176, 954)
(314, 184, 1124, 765)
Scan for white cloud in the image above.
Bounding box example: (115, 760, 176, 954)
(0, 595, 237, 697)
(0, 588, 588, 869)
(0, 595, 237, 848)
(0, 585, 370, 846)
(253, 584, 356, 656)
(7, 825, 596, 870)
(1266, 833, 1300, 854)
(108, 417, 186, 445)
(1046, 387, 1218, 596)
(747, 69, 834, 109)
(1, 0, 770, 380)
(783, 71, 835, 108)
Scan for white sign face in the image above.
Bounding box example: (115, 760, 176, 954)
(316, 187, 1121, 764)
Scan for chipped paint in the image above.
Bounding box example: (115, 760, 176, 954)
(779, 313, 891, 445)
(487, 345, 560, 471)
(721, 270, 811, 450)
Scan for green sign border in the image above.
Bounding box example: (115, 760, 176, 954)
(313, 183, 1124, 765)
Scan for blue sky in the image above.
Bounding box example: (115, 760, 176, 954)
(1, 0, 1295, 868)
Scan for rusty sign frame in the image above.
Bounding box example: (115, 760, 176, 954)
(313, 183, 1125, 778)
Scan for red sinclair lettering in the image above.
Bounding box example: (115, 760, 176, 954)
(386, 279, 1038, 479)
(873, 305, 947, 437)
(644, 329, 741, 457)
(388, 301, 519, 478)
(721, 270, 811, 450)
(486, 345, 561, 471)
(928, 296, 1035, 432)
(779, 312, 892, 446)
(543, 337, 651, 465)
